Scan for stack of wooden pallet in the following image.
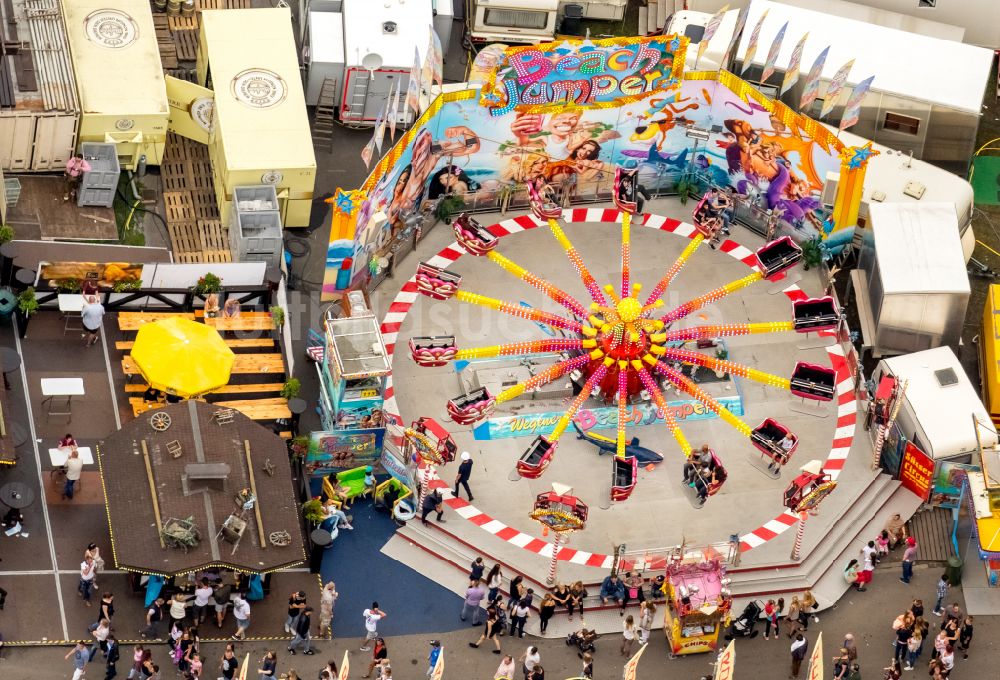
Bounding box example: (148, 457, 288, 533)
(161, 133, 230, 264)
(153, 15, 178, 69)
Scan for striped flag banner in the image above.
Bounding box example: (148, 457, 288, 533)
(388, 81, 400, 140)
(760, 21, 788, 83)
(780, 32, 809, 95)
(697, 4, 730, 65)
(406, 47, 421, 115)
(360, 136, 376, 169)
(798, 45, 829, 111)
(819, 58, 855, 119)
(722, 5, 750, 68)
(740, 9, 769, 75)
(839, 75, 875, 130)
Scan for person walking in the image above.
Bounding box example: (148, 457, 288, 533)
(538, 593, 556, 634)
(257, 650, 278, 679)
(932, 574, 950, 615)
(127, 645, 146, 680)
(185, 651, 202, 680)
(843, 633, 857, 663)
(519, 646, 540, 680)
(426, 640, 442, 677)
(79, 555, 97, 606)
(232, 593, 251, 640)
(462, 579, 487, 625)
(361, 603, 386, 651)
(81, 295, 105, 347)
(104, 636, 119, 680)
(192, 580, 213, 625)
(63, 448, 85, 500)
(832, 649, 850, 680)
(893, 617, 912, 665)
(494, 655, 515, 679)
(285, 590, 307, 634)
(319, 581, 338, 637)
(785, 597, 802, 637)
(620, 615, 636, 656)
(67, 640, 89, 680)
(958, 615, 974, 659)
(361, 637, 388, 678)
(637, 601, 656, 645)
(85, 544, 105, 590)
(420, 489, 446, 525)
(469, 607, 503, 654)
(220, 647, 239, 680)
(89, 618, 111, 661)
(899, 537, 918, 584)
(213, 578, 233, 630)
(790, 634, 808, 678)
(486, 565, 504, 603)
(140, 597, 164, 639)
(454, 452, 474, 500)
(288, 606, 314, 655)
(97, 592, 115, 624)
(168, 592, 189, 629)
(510, 598, 530, 638)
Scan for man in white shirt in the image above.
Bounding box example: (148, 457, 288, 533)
(361, 603, 386, 651)
(63, 448, 84, 500)
(81, 295, 105, 347)
(232, 594, 250, 640)
(79, 555, 97, 606)
(520, 646, 540, 680)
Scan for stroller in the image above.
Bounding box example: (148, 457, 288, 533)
(726, 601, 762, 639)
(566, 628, 598, 654)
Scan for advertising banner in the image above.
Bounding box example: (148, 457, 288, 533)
(931, 460, 980, 508)
(714, 640, 735, 680)
(306, 428, 386, 476)
(799, 46, 829, 111)
(839, 75, 874, 131)
(900, 441, 934, 501)
(760, 21, 788, 84)
(780, 32, 808, 95)
(819, 59, 855, 119)
(473, 396, 744, 440)
(806, 632, 824, 680)
(480, 36, 686, 116)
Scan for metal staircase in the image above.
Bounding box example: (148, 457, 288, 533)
(342, 74, 370, 125)
(313, 77, 338, 151)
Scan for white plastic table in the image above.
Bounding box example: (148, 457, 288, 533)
(48, 446, 94, 466)
(58, 294, 85, 334)
(40, 377, 85, 419)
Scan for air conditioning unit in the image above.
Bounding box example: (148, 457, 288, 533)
(870, 190, 886, 202)
(903, 181, 926, 200)
(820, 171, 839, 207)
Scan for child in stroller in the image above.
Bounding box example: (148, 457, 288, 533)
(566, 628, 598, 654)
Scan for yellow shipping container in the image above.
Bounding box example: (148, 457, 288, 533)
(981, 284, 1000, 425)
(61, 0, 169, 169)
(198, 9, 317, 228)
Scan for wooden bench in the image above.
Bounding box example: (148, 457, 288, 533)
(204, 316, 274, 331)
(194, 310, 271, 318)
(123, 353, 285, 377)
(124, 382, 284, 395)
(116, 338, 275, 351)
(216, 398, 291, 421)
(118, 312, 196, 332)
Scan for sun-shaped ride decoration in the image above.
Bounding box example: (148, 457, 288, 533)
(410, 169, 843, 502)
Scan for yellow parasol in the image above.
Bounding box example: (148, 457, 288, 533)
(130, 317, 234, 398)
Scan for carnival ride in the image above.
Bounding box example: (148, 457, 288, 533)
(408, 178, 842, 501)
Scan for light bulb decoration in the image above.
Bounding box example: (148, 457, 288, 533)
(644, 233, 705, 308)
(454, 289, 583, 332)
(485, 250, 588, 317)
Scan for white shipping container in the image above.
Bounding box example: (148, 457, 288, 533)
(306, 11, 346, 106)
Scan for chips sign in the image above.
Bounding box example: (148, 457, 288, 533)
(482, 36, 687, 116)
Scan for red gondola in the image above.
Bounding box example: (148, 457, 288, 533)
(692, 195, 724, 238)
(792, 296, 840, 333)
(526, 178, 563, 220)
(415, 262, 462, 300)
(453, 213, 498, 256)
(755, 236, 803, 280)
(446, 387, 496, 425)
(751, 418, 798, 469)
(408, 336, 457, 367)
(611, 455, 639, 501)
(790, 362, 837, 401)
(517, 436, 557, 479)
(613, 166, 639, 214)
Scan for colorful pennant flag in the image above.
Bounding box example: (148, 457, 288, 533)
(759, 21, 787, 83)
(798, 45, 829, 111)
(740, 9, 769, 75)
(338, 650, 350, 680)
(696, 4, 729, 65)
(622, 643, 648, 680)
(360, 136, 376, 169)
(429, 26, 444, 89)
(388, 81, 400, 140)
(806, 632, 824, 680)
(714, 640, 736, 680)
(372, 105, 386, 154)
(406, 47, 421, 115)
(780, 32, 809, 95)
(722, 5, 750, 68)
(819, 58, 855, 119)
(839, 75, 874, 130)
(430, 648, 444, 680)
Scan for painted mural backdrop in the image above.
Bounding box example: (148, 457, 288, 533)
(323, 68, 846, 299)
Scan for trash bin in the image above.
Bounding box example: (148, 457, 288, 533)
(561, 4, 584, 35)
(946, 555, 963, 587)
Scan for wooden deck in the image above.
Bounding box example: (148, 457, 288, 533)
(6, 176, 117, 241)
(122, 353, 285, 377)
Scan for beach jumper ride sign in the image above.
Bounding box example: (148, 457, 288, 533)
(481, 35, 688, 116)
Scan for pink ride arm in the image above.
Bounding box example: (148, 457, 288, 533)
(616, 365, 628, 458)
(662, 347, 792, 390)
(548, 219, 608, 307)
(662, 321, 795, 343)
(548, 361, 611, 442)
(485, 251, 589, 318)
(652, 361, 753, 437)
(455, 339, 584, 360)
(495, 354, 591, 404)
(454, 290, 582, 332)
(634, 364, 692, 456)
(621, 212, 632, 299)
(659, 271, 764, 326)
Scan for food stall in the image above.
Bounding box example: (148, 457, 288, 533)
(662, 550, 732, 656)
(197, 8, 316, 227)
(61, 0, 169, 169)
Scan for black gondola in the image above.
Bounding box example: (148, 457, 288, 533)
(790, 362, 837, 401)
(792, 296, 840, 333)
(755, 236, 803, 280)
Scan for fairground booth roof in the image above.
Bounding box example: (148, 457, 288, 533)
(96, 400, 305, 576)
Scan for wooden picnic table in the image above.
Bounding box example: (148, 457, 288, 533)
(118, 312, 195, 332)
(204, 316, 273, 331)
(116, 338, 275, 351)
(123, 353, 285, 377)
(129, 397, 290, 421)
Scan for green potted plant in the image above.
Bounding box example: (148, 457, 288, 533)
(800, 238, 824, 271)
(193, 272, 222, 294)
(301, 498, 326, 525)
(289, 436, 310, 461)
(15, 286, 38, 338)
(0, 224, 14, 245)
(714, 347, 729, 378)
(674, 174, 699, 204)
(270, 305, 285, 329)
(435, 194, 466, 224)
(280, 378, 301, 400)
(112, 279, 142, 293)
